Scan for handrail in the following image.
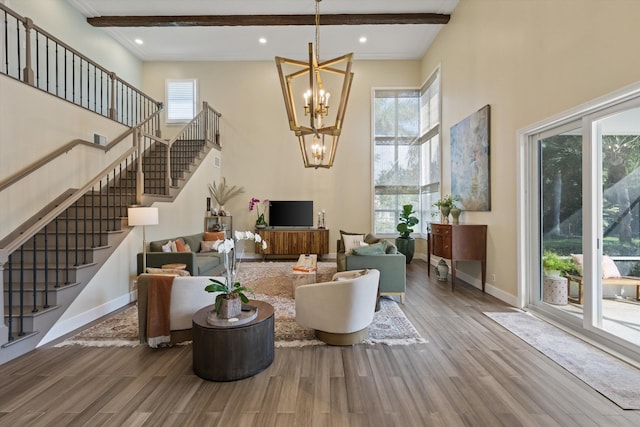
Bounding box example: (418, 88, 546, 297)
(0, 144, 136, 266)
(0, 3, 161, 124)
(0, 108, 163, 193)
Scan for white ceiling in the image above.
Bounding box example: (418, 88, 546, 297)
(67, 0, 459, 61)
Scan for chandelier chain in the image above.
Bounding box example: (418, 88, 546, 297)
(315, 0, 320, 64)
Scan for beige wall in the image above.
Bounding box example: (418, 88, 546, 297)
(143, 60, 421, 253)
(420, 0, 640, 300)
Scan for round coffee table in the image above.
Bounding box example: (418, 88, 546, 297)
(192, 300, 274, 381)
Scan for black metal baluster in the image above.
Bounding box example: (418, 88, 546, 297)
(32, 235, 38, 313)
(19, 247, 25, 336)
(55, 217, 60, 288)
(55, 43, 58, 96)
(91, 185, 96, 248)
(65, 207, 70, 284)
(44, 222, 49, 308)
(15, 14, 20, 79)
(7, 254, 14, 341)
(99, 179, 103, 246)
(74, 200, 79, 266)
(106, 175, 111, 231)
(35, 30, 39, 87)
(83, 193, 87, 264)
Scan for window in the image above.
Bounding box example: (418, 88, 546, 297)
(372, 68, 441, 235)
(166, 79, 197, 124)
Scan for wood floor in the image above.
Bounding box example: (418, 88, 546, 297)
(1, 260, 639, 426)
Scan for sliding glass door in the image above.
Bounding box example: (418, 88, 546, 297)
(521, 85, 640, 362)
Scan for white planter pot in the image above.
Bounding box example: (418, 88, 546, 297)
(543, 275, 568, 305)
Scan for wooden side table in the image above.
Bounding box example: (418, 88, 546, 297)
(192, 300, 274, 381)
(428, 223, 487, 292)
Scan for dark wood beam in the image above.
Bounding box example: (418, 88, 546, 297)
(87, 13, 450, 28)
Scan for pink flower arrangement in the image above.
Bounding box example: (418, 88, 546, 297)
(249, 198, 269, 226)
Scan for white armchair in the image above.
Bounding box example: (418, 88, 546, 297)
(295, 269, 380, 345)
(137, 274, 223, 344)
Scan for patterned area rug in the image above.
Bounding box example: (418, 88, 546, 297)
(485, 311, 640, 410)
(57, 262, 425, 348)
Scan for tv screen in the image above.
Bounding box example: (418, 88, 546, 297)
(268, 200, 314, 228)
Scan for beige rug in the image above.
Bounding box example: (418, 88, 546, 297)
(57, 262, 426, 348)
(486, 311, 640, 410)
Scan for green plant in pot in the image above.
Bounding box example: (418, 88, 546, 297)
(396, 204, 419, 264)
(433, 194, 460, 224)
(542, 251, 577, 277)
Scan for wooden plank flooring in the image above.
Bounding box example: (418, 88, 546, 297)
(1, 259, 640, 426)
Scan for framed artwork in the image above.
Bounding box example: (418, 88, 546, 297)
(450, 104, 491, 211)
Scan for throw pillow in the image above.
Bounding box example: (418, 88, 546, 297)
(571, 254, 621, 278)
(175, 239, 188, 252)
(204, 231, 226, 241)
(333, 269, 368, 281)
(201, 240, 223, 253)
(146, 267, 191, 277)
(352, 242, 386, 255)
(602, 255, 621, 279)
(161, 240, 176, 253)
(342, 234, 365, 254)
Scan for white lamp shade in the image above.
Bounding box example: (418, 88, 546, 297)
(128, 207, 159, 226)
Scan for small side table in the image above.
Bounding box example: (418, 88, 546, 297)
(192, 300, 274, 381)
(292, 254, 317, 293)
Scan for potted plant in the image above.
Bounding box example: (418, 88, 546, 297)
(542, 250, 576, 277)
(208, 177, 244, 216)
(541, 250, 576, 306)
(433, 194, 460, 223)
(396, 204, 419, 264)
(249, 197, 269, 228)
(204, 231, 267, 318)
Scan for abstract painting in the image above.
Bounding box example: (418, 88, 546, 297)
(450, 104, 491, 211)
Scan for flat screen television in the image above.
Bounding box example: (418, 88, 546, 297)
(268, 200, 314, 228)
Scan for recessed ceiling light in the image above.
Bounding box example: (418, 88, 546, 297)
(359, 36, 367, 43)
(259, 37, 267, 44)
(134, 39, 144, 45)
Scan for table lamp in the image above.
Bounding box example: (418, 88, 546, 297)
(128, 206, 159, 273)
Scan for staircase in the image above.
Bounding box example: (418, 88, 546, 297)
(1, 128, 221, 363)
(0, 3, 224, 363)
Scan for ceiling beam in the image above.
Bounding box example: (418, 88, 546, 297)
(87, 13, 450, 27)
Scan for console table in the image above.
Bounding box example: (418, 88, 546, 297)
(428, 223, 487, 292)
(256, 228, 329, 257)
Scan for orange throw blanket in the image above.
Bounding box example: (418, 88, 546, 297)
(146, 275, 175, 348)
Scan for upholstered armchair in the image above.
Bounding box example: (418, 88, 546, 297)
(137, 274, 223, 345)
(295, 269, 380, 345)
(336, 232, 406, 303)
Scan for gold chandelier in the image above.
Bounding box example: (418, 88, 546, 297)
(275, 0, 354, 169)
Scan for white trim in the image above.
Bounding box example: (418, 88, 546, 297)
(37, 291, 136, 347)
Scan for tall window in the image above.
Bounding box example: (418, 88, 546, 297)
(373, 90, 420, 234)
(373, 68, 441, 235)
(166, 79, 197, 124)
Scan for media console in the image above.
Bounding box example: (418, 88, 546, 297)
(256, 228, 329, 257)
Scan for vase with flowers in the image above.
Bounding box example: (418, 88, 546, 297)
(204, 231, 268, 319)
(249, 197, 269, 228)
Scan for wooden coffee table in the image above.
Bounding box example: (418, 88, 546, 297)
(292, 254, 317, 292)
(192, 300, 274, 381)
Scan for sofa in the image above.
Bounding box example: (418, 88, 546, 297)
(336, 231, 406, 303)
(295, 269, 380, 345)
(136, 232, 226, 276)
(137, 273, 223, 344)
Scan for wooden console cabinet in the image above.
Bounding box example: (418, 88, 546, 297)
(428, 223, 487, 292)
(256, 228, 329, 257)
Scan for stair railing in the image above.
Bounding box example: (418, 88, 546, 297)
(0, 3, 160, 127)
(136, 101, 222, 197)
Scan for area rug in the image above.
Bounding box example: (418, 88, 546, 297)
(57, 262, 425, 348)
(485, 311, 640, 410)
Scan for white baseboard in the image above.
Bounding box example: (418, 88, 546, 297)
(38, 291, 136, 347)
(427, 257, 517, 307)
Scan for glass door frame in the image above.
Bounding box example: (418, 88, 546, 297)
(517, 82, 640, 364)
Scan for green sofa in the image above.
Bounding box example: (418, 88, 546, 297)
(137, 232, 226, 276)
(336, 232, 406, 303)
